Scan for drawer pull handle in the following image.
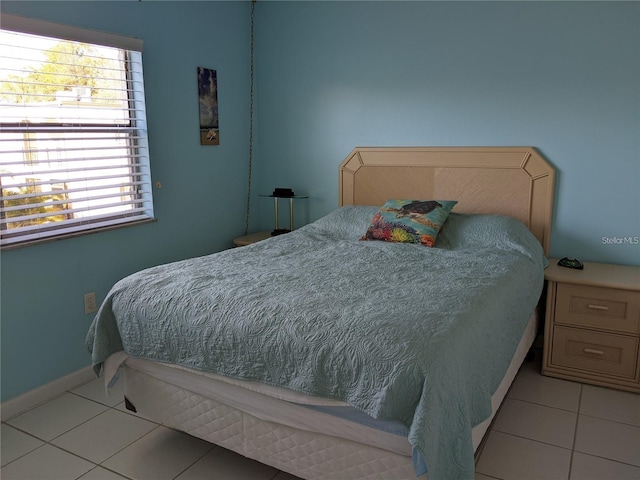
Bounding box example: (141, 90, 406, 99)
(583, 348, 604, 355)
(587, 304, 609, 311)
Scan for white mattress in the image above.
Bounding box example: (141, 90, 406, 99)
(107, 309, 539, 478)
(121, 356, 412, 456)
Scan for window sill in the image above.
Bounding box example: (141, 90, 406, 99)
(1, 217, 157, 250)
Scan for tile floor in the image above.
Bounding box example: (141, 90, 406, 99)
(2, 356, 639, 480)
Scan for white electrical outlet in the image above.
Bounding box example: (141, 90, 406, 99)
(84, 292, 98, 314)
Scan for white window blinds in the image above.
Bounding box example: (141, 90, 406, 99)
(0, 14, 154, 248)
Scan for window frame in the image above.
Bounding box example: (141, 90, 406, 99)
(0, 13, 155, 249)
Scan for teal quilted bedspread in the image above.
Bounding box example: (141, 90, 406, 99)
(86, 206, 545, 479)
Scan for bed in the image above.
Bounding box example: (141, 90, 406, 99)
(87, 146, 555, 480)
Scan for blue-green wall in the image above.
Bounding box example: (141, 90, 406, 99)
(252, 1, 640, 266)
(1, 1, 638, 402)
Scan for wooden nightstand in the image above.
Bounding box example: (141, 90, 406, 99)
(233, 231, 272, 247)
(542, 259, 640, 392)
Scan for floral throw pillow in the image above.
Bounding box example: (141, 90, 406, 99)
(360, 199, 457, 247)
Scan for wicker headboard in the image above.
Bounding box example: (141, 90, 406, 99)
(339, 147, 555, 254)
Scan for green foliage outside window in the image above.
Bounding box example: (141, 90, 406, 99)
(1, 184, 68, 229)
(0, 41, 118, 104)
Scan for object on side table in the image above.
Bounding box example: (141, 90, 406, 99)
(558, 257, 584, 269)
(272, 188, 294, 197)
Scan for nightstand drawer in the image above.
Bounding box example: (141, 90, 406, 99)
(551, 326, 639, 379)
(556, 284, 640, 334)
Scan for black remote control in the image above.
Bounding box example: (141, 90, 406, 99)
(558, 257, 584, 270)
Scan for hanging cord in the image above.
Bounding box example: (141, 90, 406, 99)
(243, 0, 256, 236)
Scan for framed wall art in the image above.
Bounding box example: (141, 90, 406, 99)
(197, 67, 219, 145)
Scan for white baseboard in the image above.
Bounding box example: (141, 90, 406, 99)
(1, 366, 96, 421)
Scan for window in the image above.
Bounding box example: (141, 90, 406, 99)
(0, 14, 154, 248)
